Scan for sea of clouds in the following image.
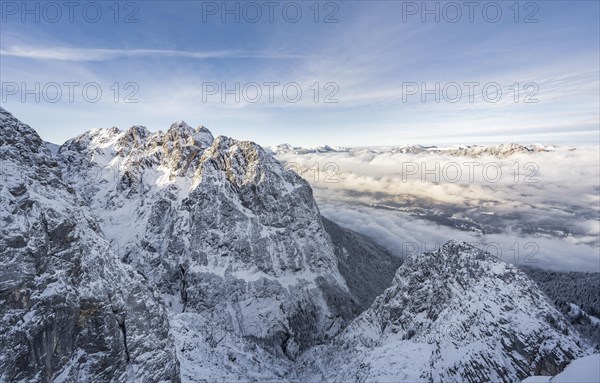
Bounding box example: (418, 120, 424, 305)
(274, 144, 599, 272)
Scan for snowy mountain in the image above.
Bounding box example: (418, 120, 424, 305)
(0, 107, 180, 382)
(391, 143, 555, 157)
(1, 106, 592, 383)
(268, 144, 349, 155)
(55, 121, 399, 361)
(270, 142, 555, 157)
(289, 241, 592, 383)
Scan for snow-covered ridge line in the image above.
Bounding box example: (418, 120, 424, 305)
(268, 142, 559, 157)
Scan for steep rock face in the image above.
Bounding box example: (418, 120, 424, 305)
(56, 122, 389, 358)
(2, 107, 591, 383)
(291, 241, 591, 383)
(0, 108, 179, 382)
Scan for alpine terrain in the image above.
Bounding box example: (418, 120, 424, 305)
(0, 107, 595, 382)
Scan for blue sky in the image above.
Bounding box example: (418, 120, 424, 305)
(1, 0, 599, 147)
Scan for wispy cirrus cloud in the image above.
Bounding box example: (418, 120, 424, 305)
(1, 1, 597, 147)
(0, 46, 306, 61)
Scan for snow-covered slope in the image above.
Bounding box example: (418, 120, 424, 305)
(290, 241, 592, 383)
(0, 107, 179, 382)
(523, 268, 600, 346)
(522, 354, 600, 383)
(55, 121, 399, 360)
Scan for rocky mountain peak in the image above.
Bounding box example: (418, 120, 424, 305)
(121, 125, 151, 143)
(193, 125, 214, 147)
(298, 240, 592, 383)
(0, 107, 61, 190)
(164, 120, 193, 143)
(163, 120, 212, 147)
(115, 125, 152, 157)
(53, 117, 390, 360)
(200, 136, 277, 188)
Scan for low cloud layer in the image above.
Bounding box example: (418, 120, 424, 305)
(276, 145, 600, 272)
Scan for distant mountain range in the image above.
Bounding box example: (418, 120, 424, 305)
(269, 142, 560, 157)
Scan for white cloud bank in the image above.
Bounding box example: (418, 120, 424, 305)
(276, 145, 600, 272)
